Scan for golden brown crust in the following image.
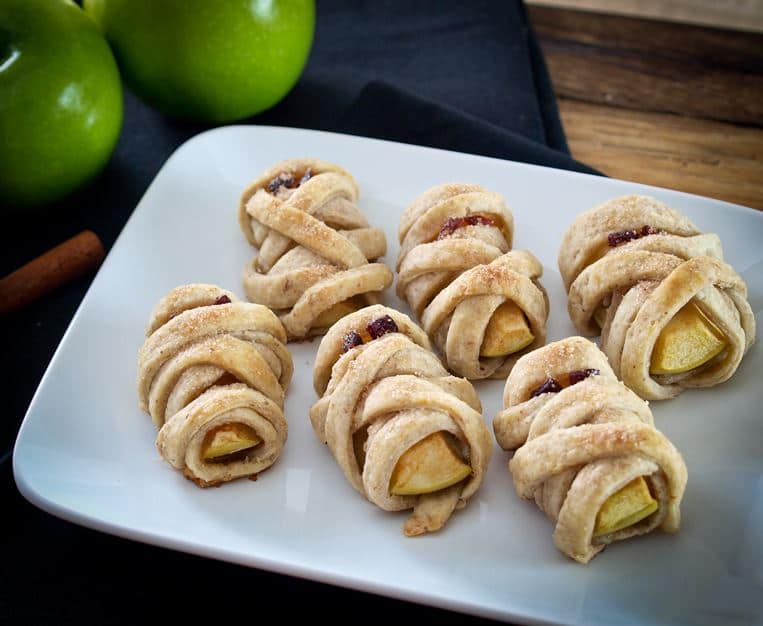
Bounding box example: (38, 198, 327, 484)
(557, 194, 706, 290)
(181, 467, 258, 488)
(494, 336, 619, 450)
(310, 306, 492, 536)
(137, 284, 292, 487)
(494, 337, 688, 563)
(559, 194, 755, 400)
(396, 183, 547, 379)
(239, 158, 392, 340)
(312, 304, 432, 396)
(156, 384, 287, 487)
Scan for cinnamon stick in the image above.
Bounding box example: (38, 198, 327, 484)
(0, 230, 105, 315)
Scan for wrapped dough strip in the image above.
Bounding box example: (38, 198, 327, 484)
(137, 284, 292, 487)
(311, 306, 492, 536)
(397, 183, 548, 379)
(239, 158, 393, 339)
(559, 195, 754, 401)
(493, 337, 687, 563)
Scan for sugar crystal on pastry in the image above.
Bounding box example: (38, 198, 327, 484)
(239, 158, 393, 340)
(558, 194, 755, 400)
(311, 305, 492, 536)
(396, 183, 548, 379)
(493, 336, 688, 563)
(137, 283, 292, 487)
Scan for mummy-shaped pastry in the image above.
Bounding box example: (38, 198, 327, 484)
(137, 284, 292, 487)
(311, 305, 493, 536)
(559, 194, 755, 400)
(397, 183, 548, 379)
(494, 337, 688, 563)
(239, 158, 393, 340)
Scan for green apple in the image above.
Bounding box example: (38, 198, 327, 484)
(0, 0, 123, 210)
(84, 0, 315, 123)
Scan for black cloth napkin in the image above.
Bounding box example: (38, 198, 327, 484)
(1, 2, 595, 623)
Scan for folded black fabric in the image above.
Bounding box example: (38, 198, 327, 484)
(1, 2, 593, 624)
(263, 1, 561, 143)
(340, 80, 598, 174)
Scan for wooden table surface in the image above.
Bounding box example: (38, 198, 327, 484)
(528, 5, 763, 210)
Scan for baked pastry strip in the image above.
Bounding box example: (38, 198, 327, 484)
(311, 305, 492, 536)
(397, 183, 547, 379)
(493, 337, 688, 563)
(239, 158, 393, 340)
(137, 284, 292, 487)
(559, 194, 755, 400)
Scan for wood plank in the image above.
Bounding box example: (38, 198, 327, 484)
(559, 98, 763, 210)
(527, 0, 763, 34)
(529, 5, 763, 126)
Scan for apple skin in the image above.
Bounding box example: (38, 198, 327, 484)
(84, 0, 315, 123)
(0, 0, 123, 210)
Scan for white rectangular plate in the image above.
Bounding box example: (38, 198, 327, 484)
(14, 126, 763, 625)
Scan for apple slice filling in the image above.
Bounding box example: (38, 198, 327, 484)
(341, 315, 399, 352)
(389, 431, 472, 496)
(201, 423, 262, 464)
(594, 476, 659, 537)
(650, 300, 727, 376)
(480, 300, 535, 358)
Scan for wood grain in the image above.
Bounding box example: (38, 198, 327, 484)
(528, 5, 763, 125)
(559, 99, 763, 210)
(527, 0, 763, 34)
(528, 5, 763, 210)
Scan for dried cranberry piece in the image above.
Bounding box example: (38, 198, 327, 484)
(640, 225, 658, 237)
(213, 295, 231, 305)
(366, 315, 399, 339)
(267, 170, 312, 193)
(437, 214, 497, 240)
(267, 172, 296, 193)
(608, 229, 637, 246)
(568, 368, 600, 386)
(530, 378, 562, 398)
(342, 331, 363, 352)
(608, 224, 658, 247)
